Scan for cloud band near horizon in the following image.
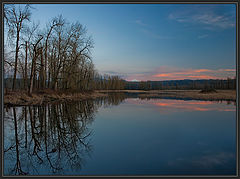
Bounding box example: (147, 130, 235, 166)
(124, 66, 236, 81)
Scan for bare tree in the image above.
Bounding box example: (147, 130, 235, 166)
(29, 35, 43, 94)
(4, 4, 32, 90)
(42, 17, 64, 89)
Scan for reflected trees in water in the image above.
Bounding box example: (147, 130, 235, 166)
(4, 95, 126, 175)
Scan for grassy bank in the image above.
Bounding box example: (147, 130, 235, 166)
(4, 90, 107, 106)
(4, 89, 236, 106)
(97, 89, 236, 101)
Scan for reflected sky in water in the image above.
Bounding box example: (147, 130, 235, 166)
(4, 97, 236, 176)
(126, 98, 235, 113)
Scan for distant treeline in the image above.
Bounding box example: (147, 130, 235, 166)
(4, 77, 236, 91)
(125, 78, 236, 90)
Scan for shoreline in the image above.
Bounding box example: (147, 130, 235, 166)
(4, 90, 108, 107)
(4, 89, 236, 106)
(97, 89, 236, 101)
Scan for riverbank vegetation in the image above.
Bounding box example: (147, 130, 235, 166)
(4, 89, 236, 106)
(4, 89, 108, 106)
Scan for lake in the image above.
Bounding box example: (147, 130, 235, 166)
(3, 94, 236, 176)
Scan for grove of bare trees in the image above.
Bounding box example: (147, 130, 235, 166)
(4, 4, 125, 94)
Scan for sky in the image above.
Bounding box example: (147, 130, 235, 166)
(8, 4, 237, 81)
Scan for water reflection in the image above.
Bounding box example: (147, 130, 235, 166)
(4, 96, 125, 175)
(126, 98, 236, 113)
(4, 94, 236, 175)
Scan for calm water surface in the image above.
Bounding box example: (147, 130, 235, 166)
(4, 94, 236, 175)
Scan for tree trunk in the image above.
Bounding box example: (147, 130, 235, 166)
(53, 80, 57, 91)
(29, 56, 35, 94)
(44, 43, 48, 89)
(40, 48, 44, 89)
(12, 30, 20, 90)
(24, 41, 28, 90)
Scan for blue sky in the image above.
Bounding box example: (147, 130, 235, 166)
(13, 4, 237, 81)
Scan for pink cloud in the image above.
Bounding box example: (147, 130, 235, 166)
(193, 69, 212, 73)
(187, 75, 218, 79)
(154, 74, 172, 77)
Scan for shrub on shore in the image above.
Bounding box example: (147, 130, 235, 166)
(199, 88, 217, 93)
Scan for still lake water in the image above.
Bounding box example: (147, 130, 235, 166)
(4, 94, 236, 176)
